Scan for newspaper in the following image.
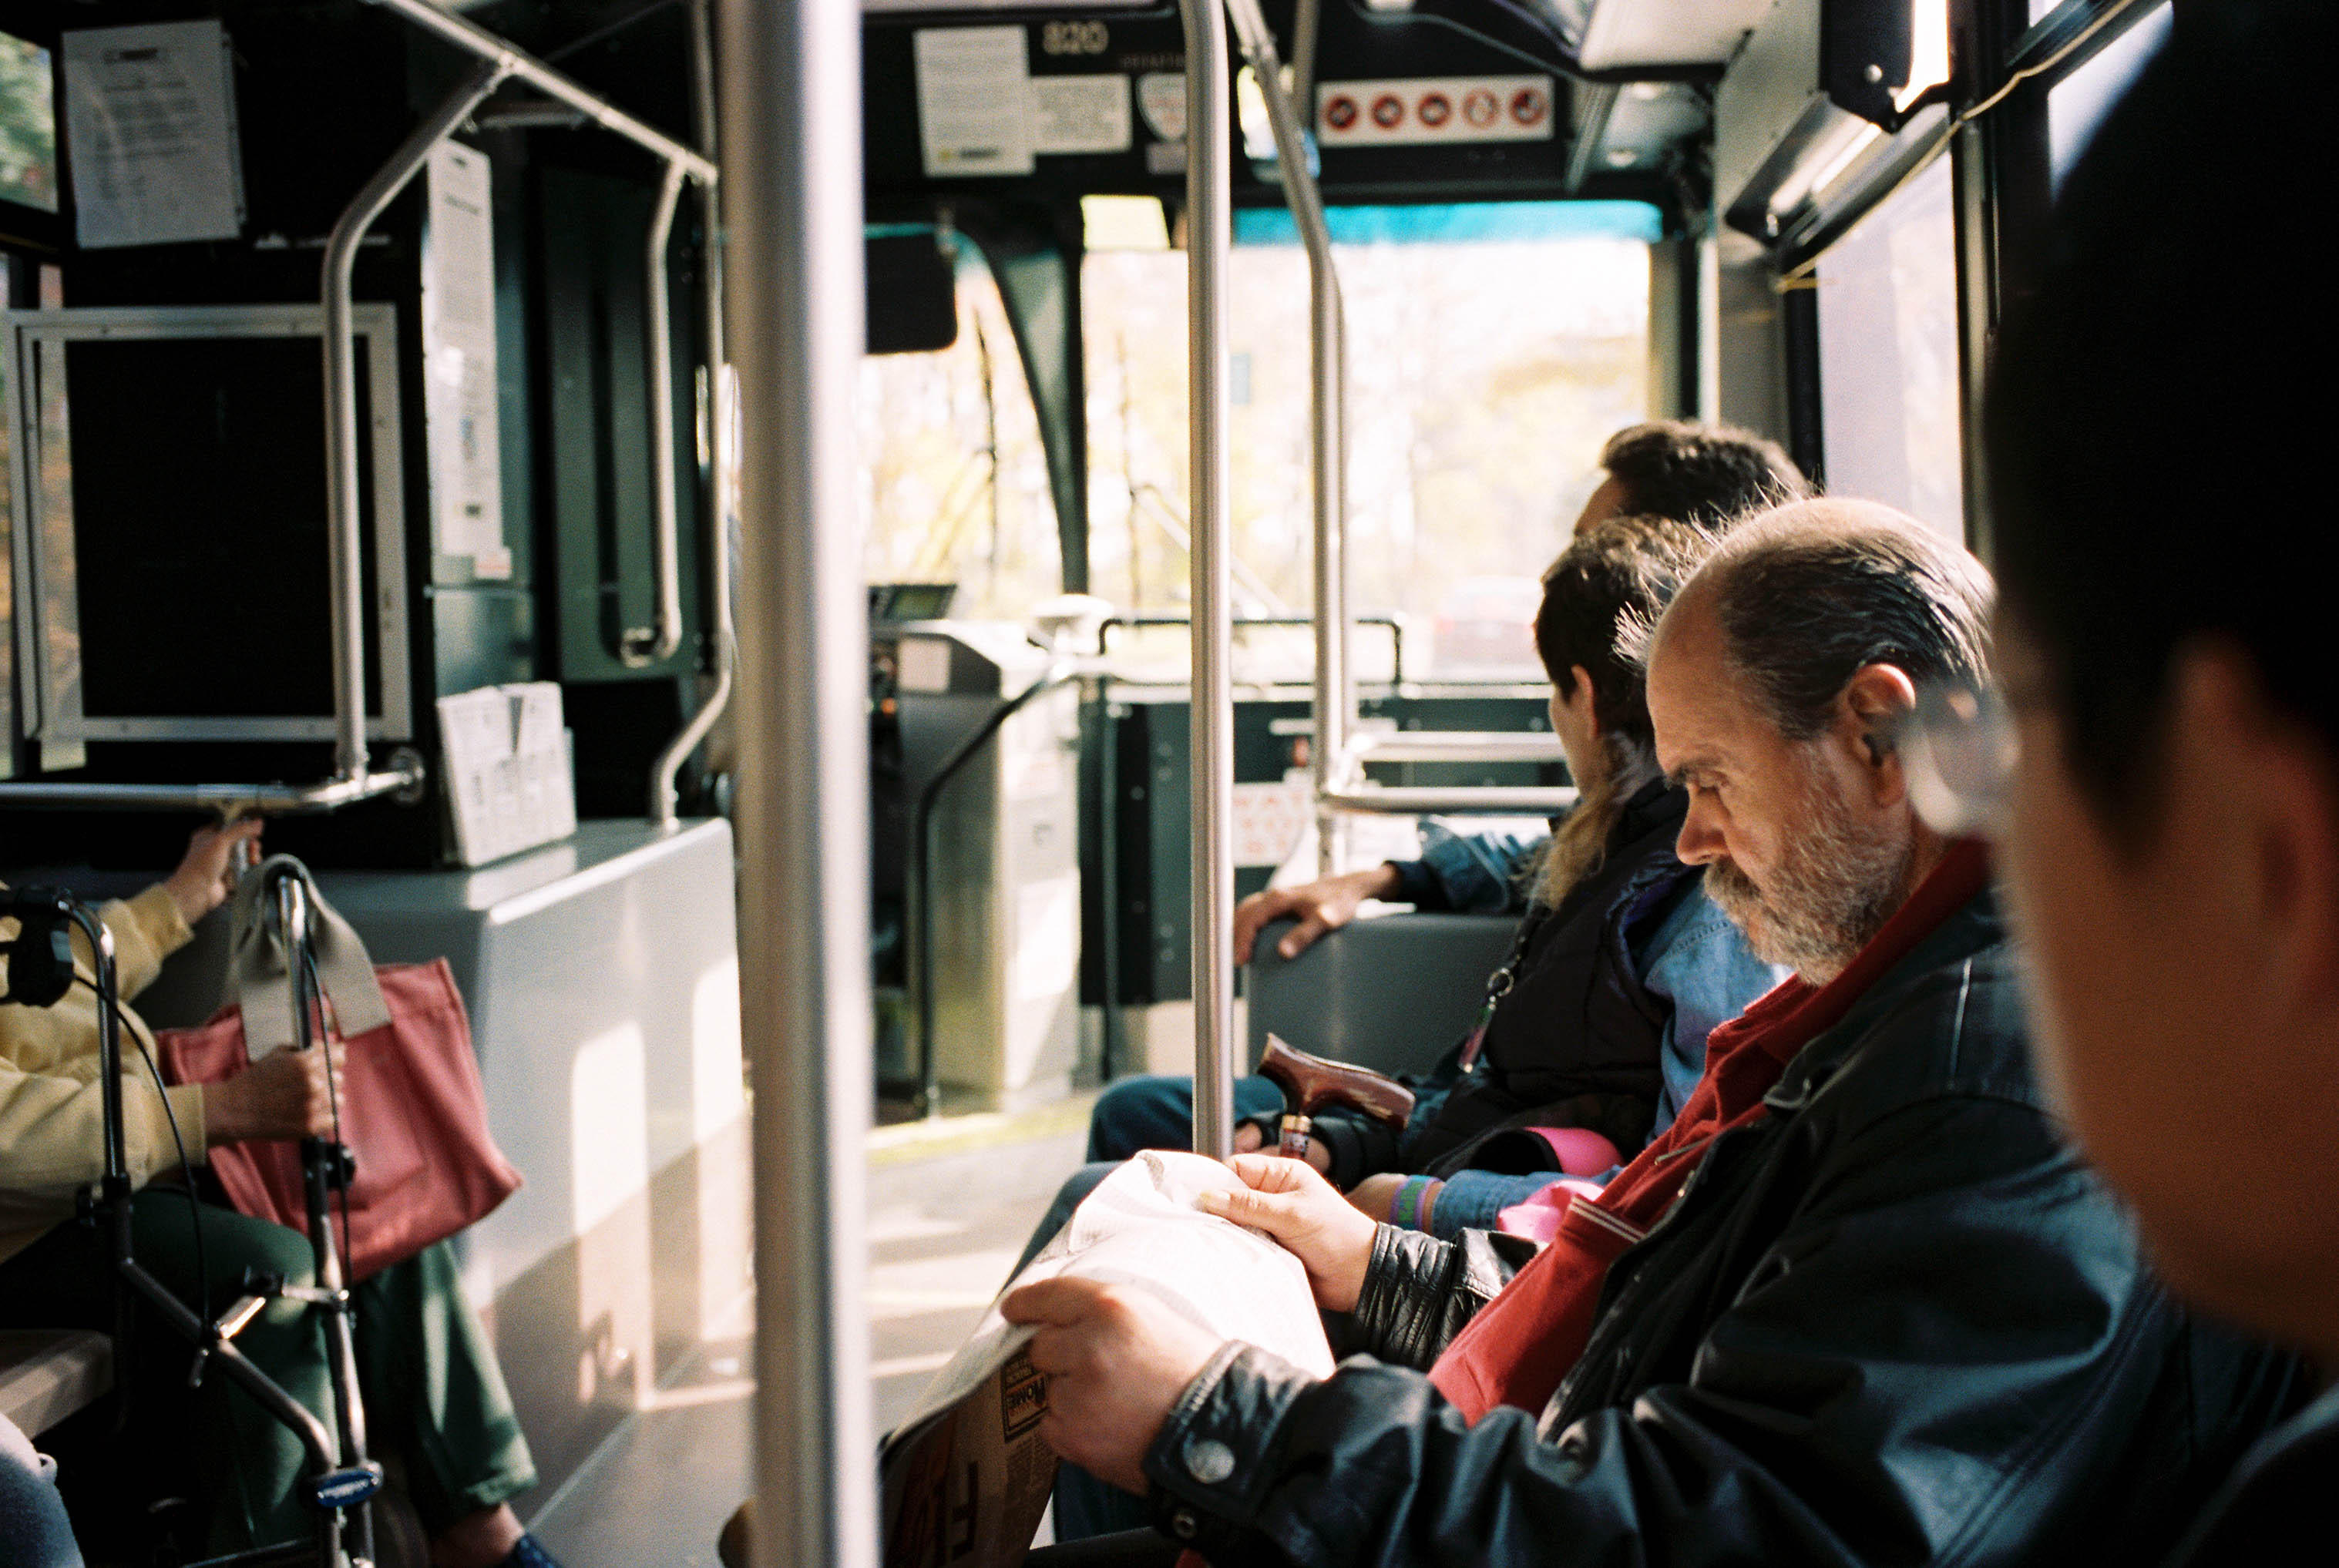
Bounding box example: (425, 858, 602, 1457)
(879, 1151, 1336, 1568)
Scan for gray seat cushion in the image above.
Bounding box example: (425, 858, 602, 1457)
(1245, 913, 1517, 1079)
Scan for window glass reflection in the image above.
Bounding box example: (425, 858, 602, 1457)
(1814, 156, 1964, 547)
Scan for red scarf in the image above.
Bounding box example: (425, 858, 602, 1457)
(1427, 838, 1991, 1422)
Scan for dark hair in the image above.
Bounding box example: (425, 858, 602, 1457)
(1530, 515, 1723, 905)
(1986, 1, 2337, 837)
(1671, 499, 1993, 742)
(1601, 421, 1808, 529)
(1536, 515, 1717, 749)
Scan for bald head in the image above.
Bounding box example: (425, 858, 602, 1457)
(1647, 499, 1995, 742)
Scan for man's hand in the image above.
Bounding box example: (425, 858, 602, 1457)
(1197, 1155, 1377, 1311)
(1000, 1275, 1225, 1493)
(163, 818, 265, 927)
(1232, 865, 1402, 964)
(203, 1044, 348, 1147)
(1229, 1121, 1334, 1175)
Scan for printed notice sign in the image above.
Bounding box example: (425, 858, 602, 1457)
(1031, 75, 1131, 154)
(62, 20, 247, 249)
(913, 27, 1033, 177)
(422, 141, 509, 582)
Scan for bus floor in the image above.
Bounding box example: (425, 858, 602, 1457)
(526, 1095, 1096, 1566)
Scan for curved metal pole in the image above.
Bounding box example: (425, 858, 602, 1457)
(651, 0, 737, 824)
(1322, 783, 1580, 816)
(1222, 0, 1349, 877)
(721, 0, 876, 1566)
(1183, 0, 1235, 1162)
(0, 757, 427, 814)
(906, 666, 1078, 1115)
(324, 63, 504, 781)
(361, 0, 716, 184)
(622, 159, 691, 666)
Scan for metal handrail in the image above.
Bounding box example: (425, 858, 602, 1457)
(1094, 613, 1403, 686)
(1321, 782, 1579, 816)
(1350, 731, 1568, 764)
(902, 664, 1079, 1114)
(364, 0, 717, 184)
(1222, 0, 1353, 880)
(620, 159, 691, 666)
(0, 760, 428, 816)
(1184, 0, 1236, 1162)
(651, 0, 737, 826)
(325, 63, 506, 785)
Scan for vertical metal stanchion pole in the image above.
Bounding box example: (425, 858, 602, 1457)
(720, 0, 878, 1563)
(1183, 0, 1236, 1160)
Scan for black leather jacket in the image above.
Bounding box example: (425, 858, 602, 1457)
(1138, 888, 2302, 1568)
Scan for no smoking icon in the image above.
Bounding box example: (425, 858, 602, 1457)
(1417, 92, 1452, 128)
(1463, 89, 1501, 127)
(1324, 95, 1359, 131)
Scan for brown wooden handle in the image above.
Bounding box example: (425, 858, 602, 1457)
(1255, 1033, 1417, 1130)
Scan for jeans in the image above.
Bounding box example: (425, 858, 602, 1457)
(0, 1192, 535, 1554)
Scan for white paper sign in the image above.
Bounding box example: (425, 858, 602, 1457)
(422, 141, 509, 581)
(1135, 72, 1187, 141)
(914, 27, 1034, 176)
(439, 683, 576, 866)
(61, 21, 246, 250)
(1031, 75, 1131, 154)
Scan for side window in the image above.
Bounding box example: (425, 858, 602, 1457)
(2048, 5, 2172, 191)
(1813, 156, 1963, 546)
(859, 241, 1058, 619)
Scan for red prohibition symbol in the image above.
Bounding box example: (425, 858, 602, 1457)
(1510, 86, 1548, 126)
(1463, 88, 1500, 127)
(1324, 94, 1359, 130)
(1417, 92, 1452, 128)
(1372, 92, 1405, 128)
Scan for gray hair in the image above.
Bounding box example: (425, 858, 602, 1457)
(1635, 499, 1995, 741)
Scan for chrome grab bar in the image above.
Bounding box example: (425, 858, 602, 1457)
(1222, 0, 1353, 879)
(363, 0, 717, 185)
(1321, 783, 1580, 817)
(651, 0, 736, 826)
(1350, 731, 1568, 764)
(620, 159, 691, 666)
(1184, 0, 1236, 1162)
(0, 757, 428, 815)
(325, 62, 507, 785)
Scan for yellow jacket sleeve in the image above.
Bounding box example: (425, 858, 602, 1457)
(0, 882, 208, 1263)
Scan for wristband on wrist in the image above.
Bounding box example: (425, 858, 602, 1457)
(1392, 1174, 1438, 1231)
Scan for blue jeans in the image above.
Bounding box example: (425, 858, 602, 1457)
(1035, 1074, 1288, 1542)
(1084, 1073, 1289, 1163)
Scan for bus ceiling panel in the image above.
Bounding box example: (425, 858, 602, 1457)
(1575, 0, 1773, 71)
(860, 0, 1719, 206)
(1714, 0, 1951, 247)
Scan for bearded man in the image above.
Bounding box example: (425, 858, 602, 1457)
(1005, 501, 2298, 1568)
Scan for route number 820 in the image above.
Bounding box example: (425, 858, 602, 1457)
(1041, 20, 1110, 55)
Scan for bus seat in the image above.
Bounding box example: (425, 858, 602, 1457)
(0, 1331, 112, 1438)
(1245, 914, 1516, 1079)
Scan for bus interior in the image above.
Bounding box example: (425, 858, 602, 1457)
(0, 0, 2177, 1563)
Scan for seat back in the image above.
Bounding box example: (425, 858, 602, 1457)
(1245, 913, 1517, 1079)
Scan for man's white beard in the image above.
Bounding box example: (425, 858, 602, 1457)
(1705, 751, 1914, 985)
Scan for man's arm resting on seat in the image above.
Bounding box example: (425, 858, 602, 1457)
(1134, 1097, 2173, 1568)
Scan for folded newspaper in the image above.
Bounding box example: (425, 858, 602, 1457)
(879, 1150, 1336, 1568)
